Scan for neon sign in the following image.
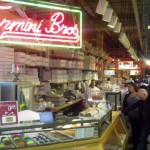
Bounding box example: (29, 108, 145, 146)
(0, 0, 82, 49)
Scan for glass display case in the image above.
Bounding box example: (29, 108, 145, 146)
(0, 110, 112, 149)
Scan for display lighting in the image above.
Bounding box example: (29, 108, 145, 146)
(148, 25, 150, 29)
(118, 31, 131, 50)
(107, 15, 118, 28)
(0, 0, 82, 49)
(118, 32, 126, 42)
(102, 8, 113, 22)
(114, 22, 121, 33)
(95, 0, 108, 15)
(0, 5, 12, 9)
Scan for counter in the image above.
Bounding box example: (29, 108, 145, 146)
(17, 111, 128, 150)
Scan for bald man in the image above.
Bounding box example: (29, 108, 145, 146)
(122, 88, 150, 150)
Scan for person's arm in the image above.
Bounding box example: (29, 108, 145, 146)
(122, 93, 129, 116)
(122, 94, 129, 109)
(122, 100, 141, 114)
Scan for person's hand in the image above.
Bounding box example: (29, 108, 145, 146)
(124, 115, 129, 121)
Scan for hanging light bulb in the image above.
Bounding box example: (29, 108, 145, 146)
(102, 8, 113, 22)
(107, 15, 118, 28)
(114, 22, 121, 33)
(95, 0, 108, 15)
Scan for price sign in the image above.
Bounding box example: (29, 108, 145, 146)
(0, 101, 18, 126)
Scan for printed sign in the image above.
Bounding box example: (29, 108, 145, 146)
(0, 1, 82, 48)
(0, 101, 18, 126)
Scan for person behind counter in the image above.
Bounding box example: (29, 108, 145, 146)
(84, 79, 100, 108)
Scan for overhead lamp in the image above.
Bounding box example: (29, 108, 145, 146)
(107, 15, 118, 28)
(102, 8, 113, 22)
(118, 32, 126, 42)
(95, 0, 108, 15)
(114, 22, 121, 33)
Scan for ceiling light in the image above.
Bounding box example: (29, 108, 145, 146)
(107, 15, 118, 28)
(114, 22, 121, 33)
(95, 0, 108, 15)
(118, 32, 126, 42)
(148, 25, 150, 29)
(102, 8, 113, 22)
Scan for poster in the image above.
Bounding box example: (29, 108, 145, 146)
(0, 101, 18, 126)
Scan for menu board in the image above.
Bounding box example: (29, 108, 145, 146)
(0, 101, 18, 126)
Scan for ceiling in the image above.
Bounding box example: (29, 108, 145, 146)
(2, 0, 150, 61)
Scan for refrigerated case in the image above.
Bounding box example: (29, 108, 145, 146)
(0, 82, 33, 110)
(0, 111, 128, 150)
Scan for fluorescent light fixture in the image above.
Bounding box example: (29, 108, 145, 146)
(114, 22, 121, 33)
(95, 0, 108, 15)
(107, 15, 118, 28)
(102, 8, 113, 22)
(148, 25, 150, 29)
(118, 32, 126, 42)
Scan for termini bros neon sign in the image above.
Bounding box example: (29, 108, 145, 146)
(0, 1, 82, 48)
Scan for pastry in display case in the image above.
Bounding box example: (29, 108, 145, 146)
(0, 136, 14, 149)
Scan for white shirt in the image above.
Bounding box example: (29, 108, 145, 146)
(84, 86, 100, 107)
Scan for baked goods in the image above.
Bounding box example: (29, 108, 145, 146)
(28, 133, 55, 145)
(0, 136, 14, 149)
(47, 131, 73, 141)
(79, 107, 100, 117)
(11, 134, 36, 147)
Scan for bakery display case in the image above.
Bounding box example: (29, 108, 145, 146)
(0, 111, 127, 150)
(0, 109, 112, 150)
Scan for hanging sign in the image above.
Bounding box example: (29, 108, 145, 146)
(118, 61, 133, 70)
(0, 1, 82, 49)
(0, 101, 18, 126)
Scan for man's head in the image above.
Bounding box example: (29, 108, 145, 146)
(90, 79, 96, 88)
(137, 88, 148, 101)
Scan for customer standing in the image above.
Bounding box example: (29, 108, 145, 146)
(122, 82, 140, 150)
(122, 88, 150, 150)
(137, 89, 150, 150)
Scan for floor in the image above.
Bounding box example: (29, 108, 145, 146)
(126, 135, 150, 150)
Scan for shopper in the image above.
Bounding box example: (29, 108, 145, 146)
(122, 88, 150, 150)
(84, 79, 100, 108)
(122, 82, 140, 150)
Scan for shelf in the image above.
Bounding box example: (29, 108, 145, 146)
(81, 48, 98, 57)
(52, 99, 83, 113)
(50, 54, 83, 61)
(49, 67, 83, 70)
(50, 81, 82, 84)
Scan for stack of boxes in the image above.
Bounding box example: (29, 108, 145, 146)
(51, 70, 68, 83)
(82, 71, 92, 80)
(26, 68, 40, 85)
(49, 59, 67, 68)
(74, 51, 84, 60)
(75, 61, 84, 69)
(68, 70, 82, 82)
(0, 47, 99, 83)
(14, 52, 26, 64)
(84, 55, 96, 70)
(52, 50, 75, 58)
(0, 47, 14, 81)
